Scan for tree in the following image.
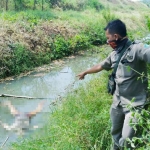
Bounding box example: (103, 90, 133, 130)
(33, 0, 36, 10)
(14, 0, 17, 10)
(6, 0, 9, 10)
(42, 0, 44, 10)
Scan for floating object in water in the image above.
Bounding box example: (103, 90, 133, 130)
(0, 100, 45, 135)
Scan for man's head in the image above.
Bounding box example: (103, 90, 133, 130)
(104, 19, 127, 49)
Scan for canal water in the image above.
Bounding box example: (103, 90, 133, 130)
(0, 50, 104, 149)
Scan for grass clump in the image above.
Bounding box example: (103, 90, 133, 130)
(0, 10, 56, 22)
(145, 15, 150, 31)
(50, 0, 104, 11)
(0, 44, 35, 77)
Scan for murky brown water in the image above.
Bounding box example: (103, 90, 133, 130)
(0, 50, 103, 149)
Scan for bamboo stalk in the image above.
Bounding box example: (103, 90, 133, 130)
(1, 136, 9, 149)
(0, 94, 52, 99)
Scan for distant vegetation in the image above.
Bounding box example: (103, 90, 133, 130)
(142, 0, 150, 7)
(0, 0, 149, 78)
(0, 0, 104, 11)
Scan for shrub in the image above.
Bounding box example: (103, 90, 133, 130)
(126, 107, 150, 150)
(50, 34, 90, 59)
(145, 16, 150, 31)
(0, 10, 56, 22)
(34, 50, 52, 65)
(49, 0, 104, 11)
(0, 44, 35, 77)
(102, 9, 117, 24)
(49, 0, 61, 7)
(51, 36, 70, 59)
(82, 21, 106, 46)
(86, 0, 104, 11)
(69, 34, 90, 53)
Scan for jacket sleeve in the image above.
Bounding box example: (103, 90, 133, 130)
(136, 43, 150, 63)
(100, 54, 112, 71)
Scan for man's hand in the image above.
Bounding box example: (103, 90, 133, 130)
(76, 72, 86, 80)
(76, 64, 103, 80)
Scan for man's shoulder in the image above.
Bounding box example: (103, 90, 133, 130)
(130, 40, 144, 50)
(108, 50, 117, 59)
(132, 40, 142, 44)
(128, 40, 150, 58)
(133, 40, 150, 49)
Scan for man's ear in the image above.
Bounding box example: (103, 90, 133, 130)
(114, 34, 119, 40)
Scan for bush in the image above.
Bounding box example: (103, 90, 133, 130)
(69, 34, 90, 53)
(51, 36, 69, 59)
(86, 0, 104, 11)
(145, 16, 150, 31)
(49, 0, 104, 11)
(126, 107, 150, 150)
(51, 34, 90, 59)
(82, 20, 106, 46)
(0, 10, 56, 22)
(102, 9, 117, 24)
(1, 44, 35, 77)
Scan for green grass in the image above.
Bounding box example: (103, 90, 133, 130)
(0, 10, 56, 22)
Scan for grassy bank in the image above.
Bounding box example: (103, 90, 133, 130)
(11, 72, 113, 150)
(10, 70, 150, 150)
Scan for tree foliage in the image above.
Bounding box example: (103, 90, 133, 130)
(0, 0, 104, 11)
(0, 0, 49, 11)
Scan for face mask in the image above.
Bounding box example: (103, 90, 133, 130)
(107, 39, 122, 49)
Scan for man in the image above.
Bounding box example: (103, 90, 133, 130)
(77, 19, 150, 149)
(0, 100, 45, 135)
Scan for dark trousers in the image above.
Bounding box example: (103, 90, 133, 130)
(110, 105, 138, 150)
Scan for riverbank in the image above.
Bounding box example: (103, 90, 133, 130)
(0, 49, 105, 149)
(10, 72, 150, 150)
(8, 40, 150, 150)
(9, 66, 150, 150)
(10, 71, 113, 150)
(0, 0, 150, 79)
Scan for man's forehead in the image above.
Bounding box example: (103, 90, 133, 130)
(106, 29, 113, 37)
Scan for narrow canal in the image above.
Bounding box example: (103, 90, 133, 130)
(0, 49, 104, 149)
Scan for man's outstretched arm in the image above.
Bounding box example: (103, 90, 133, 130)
(77, 64, 103, 80)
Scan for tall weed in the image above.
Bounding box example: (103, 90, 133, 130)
(145, 15, 150, 31)
(86, 0, 104, 11)
(0, 10, 56, 22)
(82, 20, 107, 46)
(50, 0, 104, 11)
(102, 9, 117, 23)
(51, 36, 69, 59)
